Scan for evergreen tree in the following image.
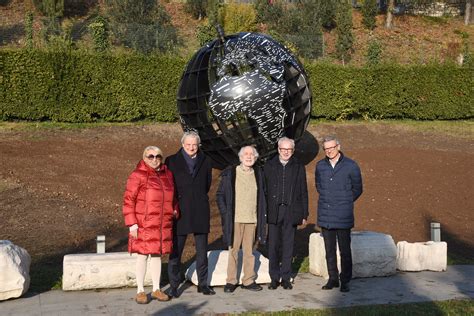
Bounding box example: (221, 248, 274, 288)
(362, 0, 378, 30)
(335, 0, 354, 65)
(105, 0, 179, 54)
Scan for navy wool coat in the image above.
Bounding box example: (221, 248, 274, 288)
(165, 149, 212, 235)
(216, 166, 267, 247)
(315, 152, 363, 229)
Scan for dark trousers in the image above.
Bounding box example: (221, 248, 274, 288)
(268, 216, 296, 282)
(168, 232, 209, 288)
(321, 228, 352, 284)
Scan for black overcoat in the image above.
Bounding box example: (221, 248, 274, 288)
(264, 155, 309, 225)
(165, 149, 212, 235)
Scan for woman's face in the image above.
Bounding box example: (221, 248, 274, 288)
(143, 149, 162, 169)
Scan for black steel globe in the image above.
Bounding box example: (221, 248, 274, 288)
(177, 32, 312, 169)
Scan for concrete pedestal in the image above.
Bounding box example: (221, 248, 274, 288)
(309, 231, 397, 279)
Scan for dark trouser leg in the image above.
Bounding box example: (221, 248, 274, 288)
(194, 233, 209, 286)
(268, 223, 281, 282)
(168, 233, 187, 289)
(337, 229, 352, 284)
(280, 217, 296, 282)
(322, 228, 339, 282)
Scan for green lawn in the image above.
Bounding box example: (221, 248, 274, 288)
(240, 299, 474, 315)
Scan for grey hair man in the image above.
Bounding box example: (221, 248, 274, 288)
(264, 137, 308, 290)
(165, 131, 215, 297)
(315, 136, 363, 293)
(217, 146, 267, 293)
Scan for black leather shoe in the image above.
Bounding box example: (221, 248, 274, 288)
(268, 280, 279, 290)
(322, 280, 340, 290)
(241, 282, 262, 291)
(224, 283, 238, 293)
(167, 287, 179, 298)
(340, 283, 350, 292)
(281, 280, 293, 290)
(197, 285, 216, 295)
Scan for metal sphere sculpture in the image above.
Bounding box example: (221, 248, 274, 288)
(177, 31, 312, 169)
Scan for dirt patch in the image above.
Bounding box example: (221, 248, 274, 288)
(0, 122, 473, 288)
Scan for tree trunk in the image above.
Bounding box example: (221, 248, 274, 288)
(385, 0, 394, 29)
(466, 0, 473, 25)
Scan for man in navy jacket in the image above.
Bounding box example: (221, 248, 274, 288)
(315, 136, 363, 293)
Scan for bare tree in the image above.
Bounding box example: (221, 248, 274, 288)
(385, 0, 394, 29)
(466, 0, 473, 25)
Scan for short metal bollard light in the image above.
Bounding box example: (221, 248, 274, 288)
(96, 235, 106, 253)
(430, 222, 441, 242)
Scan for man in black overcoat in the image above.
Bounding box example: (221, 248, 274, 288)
(166, 131, 215, 296)
(264, 137, 308, 290)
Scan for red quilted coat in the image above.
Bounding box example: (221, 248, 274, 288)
(122, 160, 179, 255)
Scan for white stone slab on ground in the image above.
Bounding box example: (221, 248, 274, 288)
(185, 250, 271, 286)
(62, 252, 152, 291)
(309, 231, 397, 279)
(397, 241, 447, 272)
(0, 240, 31, 301)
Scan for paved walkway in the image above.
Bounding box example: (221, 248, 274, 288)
(1, 266, 473, 315)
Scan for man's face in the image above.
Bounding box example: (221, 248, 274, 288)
(323, 140, 340, 160)
(182, 136, 199, 157)
(278, 140, 294, 162)
(240, 147, 257, 168)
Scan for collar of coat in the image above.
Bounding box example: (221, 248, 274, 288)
(324, 151, 346, 169)
(177, 148, 206, 176)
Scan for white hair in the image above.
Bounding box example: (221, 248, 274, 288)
(181, 131, 201, 145)
(278, 137, 295, 149)
(238, 145, 259, 160)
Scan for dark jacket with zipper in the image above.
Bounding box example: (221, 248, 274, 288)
(264, 155, 309, 225)
(216, 166, 267, 247)
(315, 152, 363, 229)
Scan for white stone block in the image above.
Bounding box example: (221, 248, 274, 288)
(62, 252, 152, 291)
(0, 240, 31, 301)
(397, 241, 447, 272)
(185, 250, 271, 286)
(309, 231, 397, 279)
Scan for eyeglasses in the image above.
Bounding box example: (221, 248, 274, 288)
(323, 145, 338, 151)
(279, 147, 294, 153)
(146, 154, 162, 160)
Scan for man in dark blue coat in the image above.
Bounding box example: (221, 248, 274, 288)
(166, 131, 215, 297)
(315, 136, 363, 293)
(264, 137, 308, 290)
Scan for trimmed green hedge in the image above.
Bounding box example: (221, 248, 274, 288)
(0, 50, 184, 122)
(307, 63, 473, 120)
(1, 50, 472, 122)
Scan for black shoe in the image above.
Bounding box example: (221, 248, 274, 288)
(268, 280, 279, 290)
(224, 283, 238, 293)
(197, 285, 216, 295)
(322, 280, 340, 290)
(281, 280, 293, 290)
(340, 283, 350, 292)
(241, 282, 263, 291)
(167, 287, 179, 298)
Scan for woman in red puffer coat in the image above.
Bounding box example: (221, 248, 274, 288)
(122, 146, 179, 304)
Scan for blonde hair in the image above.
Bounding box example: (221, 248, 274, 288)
(143, 146, 163, 159)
